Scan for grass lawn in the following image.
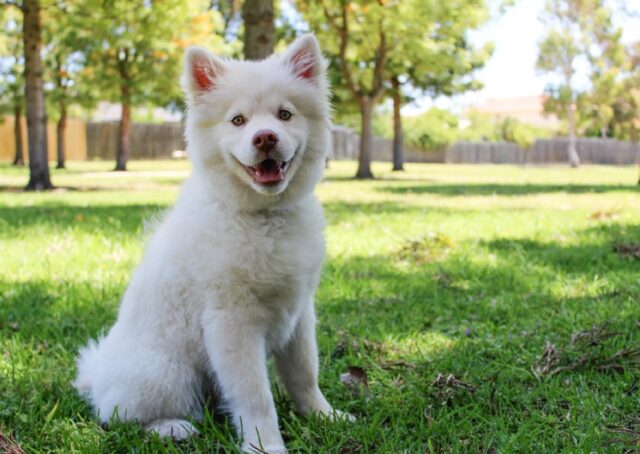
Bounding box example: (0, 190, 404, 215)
(1, 160, 639, 453)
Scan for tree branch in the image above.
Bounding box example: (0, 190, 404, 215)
(371, 22, 387, 101)
(320, 0, 360, 97)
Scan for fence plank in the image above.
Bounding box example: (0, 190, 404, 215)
(80, 121, 640, 166)
(0, 116, 86, 162)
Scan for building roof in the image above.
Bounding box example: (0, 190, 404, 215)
(469, 95, 559, 128)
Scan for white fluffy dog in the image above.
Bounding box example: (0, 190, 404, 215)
(74, 35, 344, 454)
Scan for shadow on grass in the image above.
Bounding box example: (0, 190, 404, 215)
(378, 182, 640, 197)
(319, 222, 640, 342)
(0, 178, 638, 452)
(314, 222, 640, 451)
(0, 278, 122, 346)
(0, 179, 184, 193)
(2, 220, 639, 452)
(0, 203, 168, 235)
(322, 174, 437, 183)
(0, 199, 465, 238)
(0, 185, 119, 193)
(323, 200, 434, 225)
(3, 202, 637, 346)
(482, 223, 640, 274)
(322, 199, 539, 227)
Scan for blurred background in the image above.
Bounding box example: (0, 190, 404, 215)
(1, 0, 639, 187)
(2, 3, 640, 452)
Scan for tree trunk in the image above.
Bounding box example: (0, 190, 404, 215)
(23, 0, 53, 190)
(636, 144, 640, 186)
(115, 102, 131, 171)
(356, 96, 374, 179)
(566, 102, 580, 167)
(391, 77, 404, 171)
(632, 127, 639, 185)
(242, 0, 274, 60)
(13, 104, 24, 166)
(56, 104, 66, 169)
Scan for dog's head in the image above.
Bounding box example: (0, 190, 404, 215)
(182, 35, 330, 209)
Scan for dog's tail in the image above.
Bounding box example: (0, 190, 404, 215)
(72, 338, 102, 399)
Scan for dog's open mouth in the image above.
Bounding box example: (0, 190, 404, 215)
(243, 158, 291, 186)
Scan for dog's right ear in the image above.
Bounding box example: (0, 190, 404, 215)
(181, 47, 225, 99)
(284, 34, 324, 83)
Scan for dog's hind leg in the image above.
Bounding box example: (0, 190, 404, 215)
(76, 336, 205, 437)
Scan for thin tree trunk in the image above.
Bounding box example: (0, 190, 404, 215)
(356, 96, 374, 179)
(115, 53, 131, 171)
(566, 102, 580, 167)
(56, 104, 66, 169)
(391, 76, 404, 171)
(631, 127, 640, 184)
(23, 0, 53, 190)
(242, 0, 274, 60)
(115, 101, 131, 171)
(13, 104, 24, 166)
(636, 143, 640, 186)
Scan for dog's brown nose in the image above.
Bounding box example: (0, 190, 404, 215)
(252, 130, 279, 153)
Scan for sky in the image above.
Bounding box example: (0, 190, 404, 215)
(460, 0, 550, 104)
(403, 0, 640, 115)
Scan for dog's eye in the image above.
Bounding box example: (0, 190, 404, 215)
(278, 109, 292, 121)
(231, 115, 245, 126)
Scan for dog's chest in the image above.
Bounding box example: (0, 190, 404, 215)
(196, 208, 323, 349)
(194, 206, 325, 306)
(235, 210, 323, 292)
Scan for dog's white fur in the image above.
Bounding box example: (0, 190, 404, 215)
(74, 35, 342, 454)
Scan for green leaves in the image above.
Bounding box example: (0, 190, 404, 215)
(536, 0, 636, 139)
(71, 0, 233, 110)
(0, 7, 24, 114)
(299, 0, 490, 123)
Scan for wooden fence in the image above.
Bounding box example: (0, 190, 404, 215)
(370, 137, 446, 163)
(86, 122, 185, 160)
(447, 139, 639, 165)
(333, 130, 639, 165)
(2, 118, 638, 165)
(0, 116, 86, 161)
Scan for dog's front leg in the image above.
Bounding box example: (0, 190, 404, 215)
(203, 308, 286, 454)
(274, 304, 335, 417)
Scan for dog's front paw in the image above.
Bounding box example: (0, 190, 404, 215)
(145, 418, 199, 440)
(305, 406, 356, 422)
(329, 409, 356, 422)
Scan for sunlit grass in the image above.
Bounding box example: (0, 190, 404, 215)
(1, 160, 639, 452)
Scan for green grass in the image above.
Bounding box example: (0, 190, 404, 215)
(1, 161, 639, 453)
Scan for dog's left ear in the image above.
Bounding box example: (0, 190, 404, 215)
(284, 34, 324, 82)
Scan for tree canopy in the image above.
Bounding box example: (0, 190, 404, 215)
(74, 0, 229, 170)
(0, 7, 25, 165)
(299, 0, 490, 178)
(537, 0, 630, 166)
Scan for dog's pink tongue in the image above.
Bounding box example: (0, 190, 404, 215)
(254, 160, 284, 184)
